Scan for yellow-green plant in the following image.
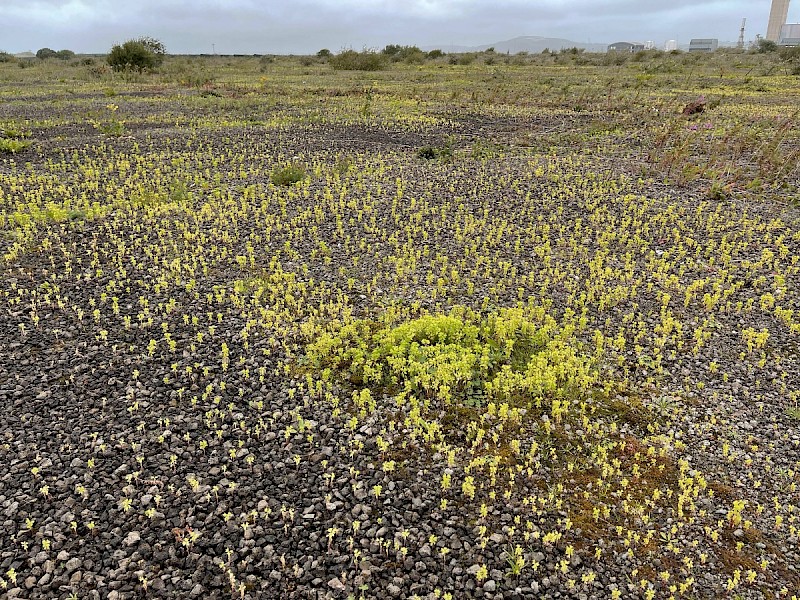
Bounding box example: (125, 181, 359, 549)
(303, 307, 595, 411)
(0, 138, 32, 154)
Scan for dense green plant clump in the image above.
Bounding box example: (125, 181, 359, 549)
(417, 138, 455, 162)
(329, 49, 388, 71)
(756, 39, 778, 54)
(304, 307, 595, 410)
(0, 138, 32, 154)
(381, 44, 427, 64)
(270, 163, 307, 186)
(107, 36, 166, 71)
(36, 48, 74, 60)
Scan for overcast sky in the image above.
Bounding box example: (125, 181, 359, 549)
(2, 0, 798, 54)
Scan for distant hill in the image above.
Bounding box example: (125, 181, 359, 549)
(424, 36, 609, 54)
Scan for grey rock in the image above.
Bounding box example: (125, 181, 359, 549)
(65, 557, 82, 573)
(328, 577, 346, 592)
(124, 531, 141, 546)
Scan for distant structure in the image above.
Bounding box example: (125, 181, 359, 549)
(738, 18, 747, 48)
(665, 40, 678, 51)
(644, 41, 656, 50)
(607, 42, 645, 52)
(688, 39, 719, 52)
(767, 0, 791, 42)
(780, 23, 800, 44)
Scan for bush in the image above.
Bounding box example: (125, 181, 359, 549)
(453, 52, 477, 66)
(426, 49, 444, 59)
(756, 39, 778, 54)
(36, 48, 58, 60)
(0, 51, 15, 63)
(107, 37, 166, 72)
(329, 49, 387, 71)
(604, 52, 630, 66)
(270, 163, 307, 186)
(55, 49, 75, 60)
(381, 44, 403, 56)
(417, 139, 454, 162)
(389, 46, 426, 64)
(316, 48, 332, 58)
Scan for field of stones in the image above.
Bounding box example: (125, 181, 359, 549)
(0, 48, 799, 598)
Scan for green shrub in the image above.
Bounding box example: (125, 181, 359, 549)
(756, 39, 778, 54)
(36, 48, 58, 60)
(0, 51, 14, 63)
(382, 45, 426, 64)
(604, 52, 630, 66)
(271, 163, 307, 186)
(381, 44, 402, 56)
(96, 121, 125, 137)
(452, 52, 477, 65)
(417, 139, 454, 162)
(107, 37, 166, 71)
(330, 49, 387, 71)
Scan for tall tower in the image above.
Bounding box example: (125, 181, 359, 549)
(767, 0, 791, 42)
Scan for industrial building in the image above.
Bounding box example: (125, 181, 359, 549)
(688, 39, 719, 52)
(768, 0, 791, 42)
(607, 42, 645, 52)
(779, 23, 800, 45)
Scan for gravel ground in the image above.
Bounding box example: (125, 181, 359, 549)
(1, 82, 800, 599)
